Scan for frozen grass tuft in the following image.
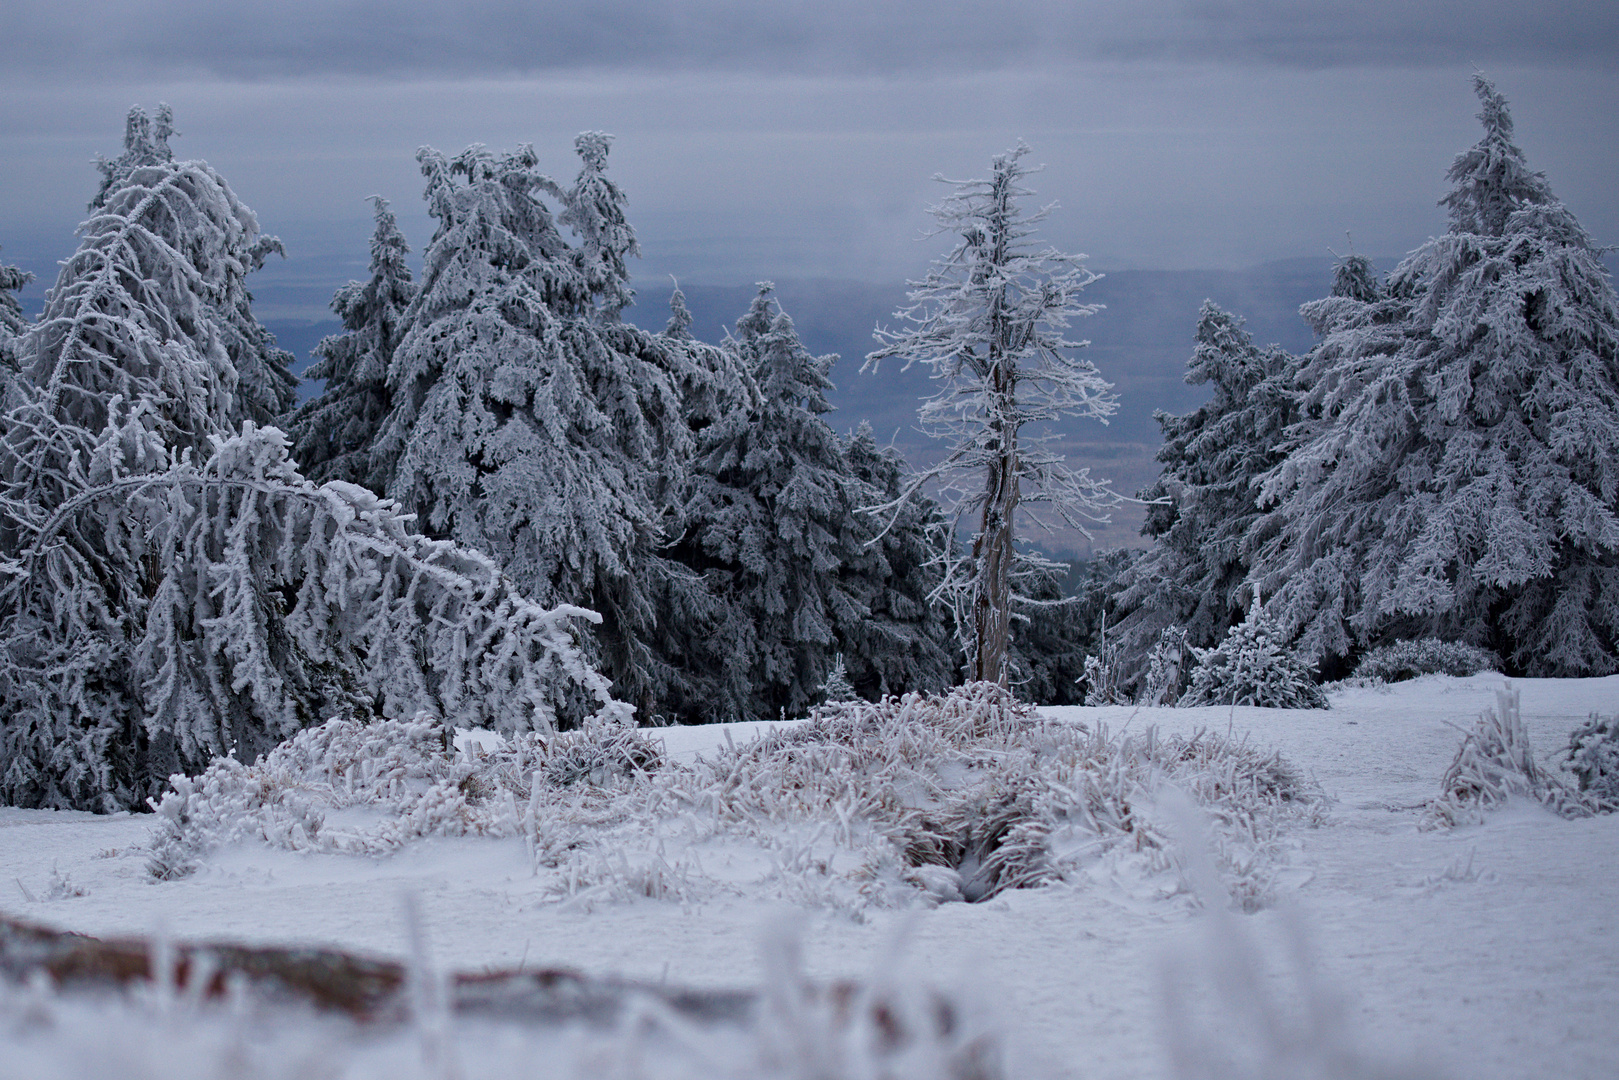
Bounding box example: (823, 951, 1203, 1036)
(148, 684, 1323, 913)
(1421, 685, 1597, 829)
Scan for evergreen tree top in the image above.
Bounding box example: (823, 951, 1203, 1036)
(1329, 253, 1383, 304)
(91, 104, 176, 211)
(19, 106, 295, 452)
(663, 281, 694, 339)
(730, 284, 836, 416)
(562, 131, 638, 322)
(363, 196, 412, 284)
(1441, 76, 1557, 238)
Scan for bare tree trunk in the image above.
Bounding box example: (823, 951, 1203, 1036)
(973, 435, 1017, 685)
(973, 171, 1018, 687)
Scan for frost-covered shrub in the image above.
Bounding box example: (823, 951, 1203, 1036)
(1179, 601, 1328, 710)
(151, 683, 1320, 915)
(1081, 635, 1129, 706)
(1422, 686, 1596, 829)
(671, 683, 1317, 911)
(1351, 639, 1499, 683)
(1142, 624, 1189, 706)
(147, 710, 661, 878)
(1564, 713, 1619, 810)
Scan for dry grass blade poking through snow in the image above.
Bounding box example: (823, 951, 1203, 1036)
(1421, 685, 1597, 829)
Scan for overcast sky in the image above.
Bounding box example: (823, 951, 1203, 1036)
(2, 2, 1615, 320)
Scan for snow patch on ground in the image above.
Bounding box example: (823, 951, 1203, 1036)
(1, 676, 1617, 1078)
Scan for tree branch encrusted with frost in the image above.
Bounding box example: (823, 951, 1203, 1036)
(867, 144, 1118, 686)
(0, 420, 622, 811)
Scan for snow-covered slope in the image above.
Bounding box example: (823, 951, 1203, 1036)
(1, 674, 1616, 1079)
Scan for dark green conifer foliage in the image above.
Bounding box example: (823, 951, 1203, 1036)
(288, 197, 416, 491)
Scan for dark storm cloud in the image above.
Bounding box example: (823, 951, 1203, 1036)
(3, 1, 1615, 80)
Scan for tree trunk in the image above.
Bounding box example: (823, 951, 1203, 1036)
(972, 168, 1019, 687)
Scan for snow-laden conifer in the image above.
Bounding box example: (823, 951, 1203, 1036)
(1113, 303, 1297, 672)
(11, 105, 295, 468)
(0, 249, 31, 375)
(376, 139, 692, 715)
(819, 654, 856, 705)
(1255, 78, 1619, 676)
(1179, 592, 1327, 710)
(0, 419, 618, 811)
(672, 286, 878, 720)
(288, 197, 415, 490)
(867, 145, 1117, 686)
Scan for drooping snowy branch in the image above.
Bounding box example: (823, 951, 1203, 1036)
(0, 418, 620, 811)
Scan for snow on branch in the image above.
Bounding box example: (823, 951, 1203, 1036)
(0, 418, 622, 812)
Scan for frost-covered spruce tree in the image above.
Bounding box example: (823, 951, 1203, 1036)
(671, 286, 879, 721)
(1112, 303, 1299, 674)
(1180, 591, 1328, 710)
(0, 248, 32, 372)
(1255, 77, 1619, 676)
(820, 653, 857, 704)
(0, 418, 619, 811)
(867, 144, 1117, 687)
(8, 105, 294, 477)
(376, 138, 691, 716)
(287, 197, 415, 490)
(841, 421, 956, 699)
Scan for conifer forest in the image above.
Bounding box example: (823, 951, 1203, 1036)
(0, 56, 1617, 1080)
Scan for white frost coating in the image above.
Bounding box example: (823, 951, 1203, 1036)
(867, 144, 1118, 686)
(287, 196, 416, 491)
(1254, 77, 1619, 676)
(0, 418, 622, 812)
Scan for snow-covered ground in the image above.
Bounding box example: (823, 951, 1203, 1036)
(2, 674, 1617, 1079)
